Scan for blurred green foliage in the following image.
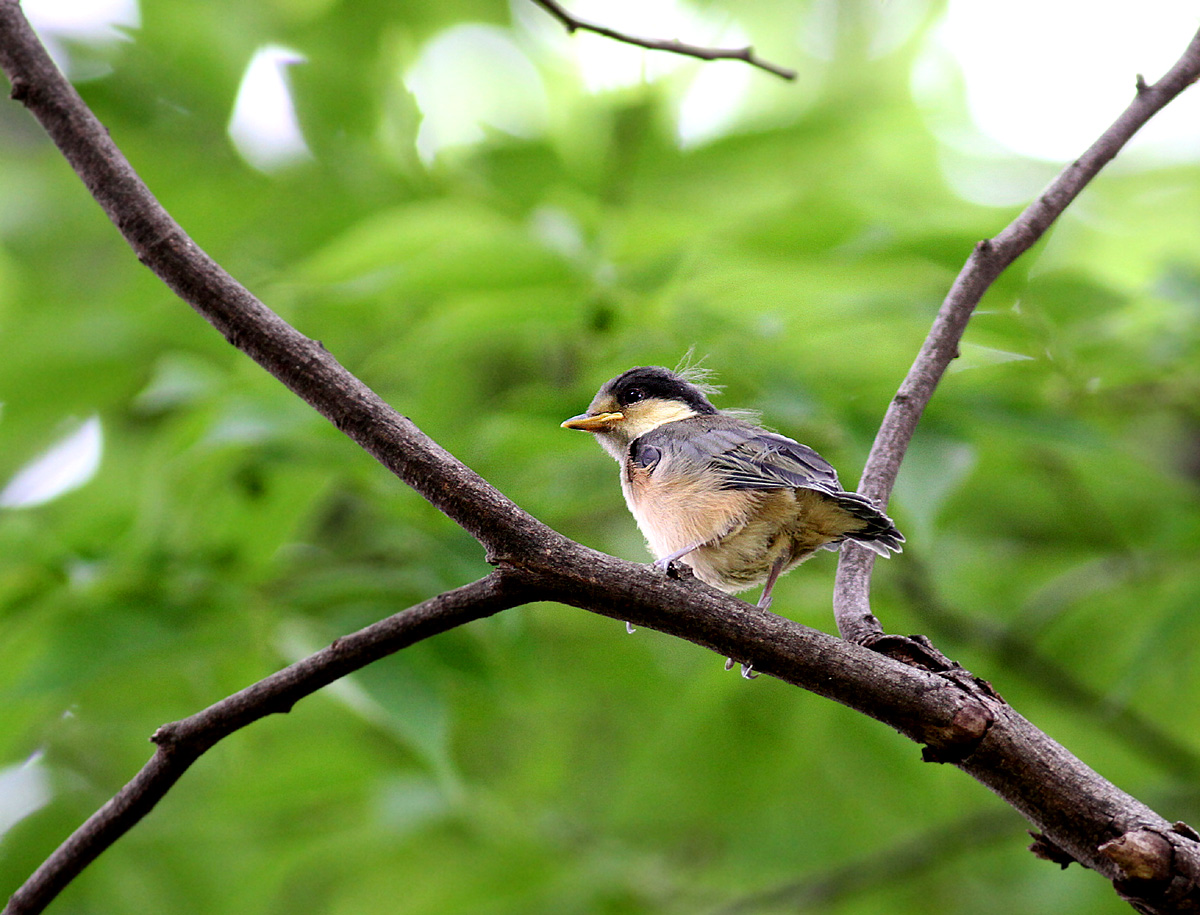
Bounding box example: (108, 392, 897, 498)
(2, 1, 1200, 913)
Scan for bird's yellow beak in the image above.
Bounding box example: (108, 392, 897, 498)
(561, 411, 624, 431)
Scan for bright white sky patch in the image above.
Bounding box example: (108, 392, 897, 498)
(0, 754, 52, 840)
(23, 0, 138, 37)
(677, 49, 753, 148)
(229, 45, 312, 173)
(930, 1, 1200, 164)
(406, 24, 548, 163)
(549, 0, 702, 92)
(510, 0, 756, 149)
(512, 0, 739, 92)
(23, 0, 139, 78)
(0, 416, 103, 509)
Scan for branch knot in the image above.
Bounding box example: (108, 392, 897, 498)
(1101, 829, 1174, 883)
(920, 699, 993, 763)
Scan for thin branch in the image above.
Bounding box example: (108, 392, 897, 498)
(832, 26, 1200, 645)
(3, 573, 527, 915)
(529, 0, 796, 80)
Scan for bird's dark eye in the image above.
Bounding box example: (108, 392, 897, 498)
(624, 387, 646, 404)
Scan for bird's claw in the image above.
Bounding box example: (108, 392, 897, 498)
(652, 559, 694, 581)
(725, 658, 758, 679)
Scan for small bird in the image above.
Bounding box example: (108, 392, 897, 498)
(561, 366, 903, 614)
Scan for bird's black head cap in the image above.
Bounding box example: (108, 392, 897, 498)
(605, 366, 718, 415)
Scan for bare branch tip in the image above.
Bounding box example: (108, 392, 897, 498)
(1135, 73, 1149, 94)
(741, 46, 797, 80)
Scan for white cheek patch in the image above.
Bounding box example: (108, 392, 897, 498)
(619, 399, 699, 441)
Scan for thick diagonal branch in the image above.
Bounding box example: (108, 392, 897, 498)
(833, 26, 1200, 644)
(0, 0, 551, 563)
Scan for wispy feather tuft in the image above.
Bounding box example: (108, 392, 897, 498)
(674, 348, 721, 398)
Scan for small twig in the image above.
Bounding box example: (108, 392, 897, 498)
(832, 25, 1200, 644)
(529, 0, 796, 80)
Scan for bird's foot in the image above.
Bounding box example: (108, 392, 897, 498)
(724, 657, 758, 679)
(652, 559, 694, 581)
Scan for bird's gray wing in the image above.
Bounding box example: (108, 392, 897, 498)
(636, 417, 903, 555)
(640, 419, 843, 493)
(711, 430, 843, 493)
(702, 425, 903, 554)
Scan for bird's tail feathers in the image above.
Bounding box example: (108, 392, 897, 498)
(831, 491, 905, 555)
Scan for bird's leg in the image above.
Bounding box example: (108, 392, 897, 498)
(636, 541, 709, 635)
(719, 557, 788, 678)
(654, 539, 761, 678)
(756, 555, 788, 611)
(651, 540, 708, 571)
(625, 622, 636, 634)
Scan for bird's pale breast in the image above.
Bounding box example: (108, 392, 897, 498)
(622, 459, 864, 593)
